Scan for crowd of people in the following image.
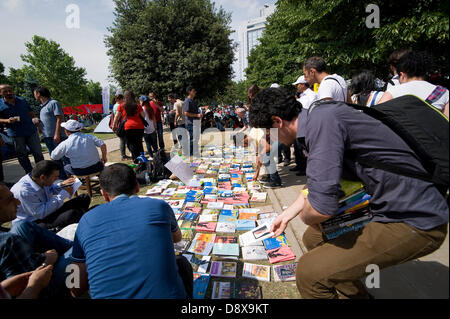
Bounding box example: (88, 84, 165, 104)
(0, 48, 448, 299)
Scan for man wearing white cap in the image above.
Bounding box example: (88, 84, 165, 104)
(293, 75, 318, 110)
(51, 120, 107, 177)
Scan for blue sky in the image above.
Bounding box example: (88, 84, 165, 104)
(0, 0, 276, 86)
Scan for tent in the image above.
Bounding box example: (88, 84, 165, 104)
(94, 114, 114, 133)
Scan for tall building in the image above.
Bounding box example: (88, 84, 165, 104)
(235, 4, 275, 82)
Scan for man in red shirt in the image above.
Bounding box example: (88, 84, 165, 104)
(149, 92, 165, 150)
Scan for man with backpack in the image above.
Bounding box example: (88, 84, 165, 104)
(302, 56, 349, 103)
(249, 87, 448, 299)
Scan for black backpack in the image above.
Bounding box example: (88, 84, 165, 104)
(151, 149, 172, 182)
(310, 95, 449, 193)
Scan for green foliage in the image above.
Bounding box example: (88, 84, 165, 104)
(216, 79, 250, 106)
(105, 0, 235, 101)
(85, 80, 103, 104)
(19, 35, 88, 106)
(246, 0, 449, 86)
(0, 62, 8, 84)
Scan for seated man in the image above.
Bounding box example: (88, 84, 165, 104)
(51, 120, 107, 177)
(0, 183, 73, 298)
(249, 88, 448, 299)
(70, 163, 193, 299)
(11, 160, 91, 231)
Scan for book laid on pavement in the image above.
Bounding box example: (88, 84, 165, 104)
(242, 245, 268, 261)
(182, 254, 211, 273)
(174, 239, 190, 253)
(193, 273, 210, 299)
(239, 223, 274, 247)
(250, 192, 267, 203)
(210, 261, 237, 278)
(273, 263, 297, 282)
(267, 246, 296, 264)
(211, 281, 231, 299)
(212, 243, 240, 257)
(242, 263, 271, 282)
(195, 222, 217, 233)
(198, 214, 218, 223)
(214, 236, 237, 244)
(216, 222, 236, 234)
(233, 282, 262, 299)
(236, 220, 256, 231)
(263, 234, 290, 251)
(238, 212, 258, 221)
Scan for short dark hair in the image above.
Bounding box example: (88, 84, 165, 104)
(168, 93, 176, 99)
(388, 48, 412, 71)
(34, 86, 51, 98)
(186, 86, 195, 95)
(99, 163, 137, 197)
(304, 56, 327, 73)
(31, 160, 61, 179)
(350, 70, 375, 95)
(397, 51, 433, 79)
(249, 88, 302, 129)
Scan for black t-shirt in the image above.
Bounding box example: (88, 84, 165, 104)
(183, 98, 199, 125)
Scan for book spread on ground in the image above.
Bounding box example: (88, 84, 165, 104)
(263, 234, 290, 250)
(212, 243, 240, 257)
(182, 254, 211, 273)
(210, 261, 237, 278)
(242, 245, 268, 261)
(273, 263, 298, 282)
(242, 263, 271, 282)
(239, 223, 275, 247)
(165, 155, 194, 185)
(211, 281, 231, 299)
(193, 273, 210, 299)
(267, 246, 296, 264)
(216, 222, 236, 233)
(233, 282, 262, 299)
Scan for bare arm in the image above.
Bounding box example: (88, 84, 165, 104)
(172, 228, 182, 243)
(377, 91, 393, 104)
(443, 102, 449, 119)
(112, 111, 122, 131)
(185, 111, 202, 119)
(54, 115, 64, 143)
(100, 144, 107, 163)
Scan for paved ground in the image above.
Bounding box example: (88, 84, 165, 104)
(3, 129, 448, 299)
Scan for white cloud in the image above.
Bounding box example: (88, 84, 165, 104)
(2, 0, 21, 11)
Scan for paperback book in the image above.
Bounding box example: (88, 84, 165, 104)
(233, 282, 262, 299)
(242, 246, 268, 261)
(174, 239, 190, 253)
(263, 234, 290, 250)
(195, 222, 217, 233)
(216, 222, 236, 233)
(236, 220, 256, 231)
(267, 246, 296, 264)
(242, 263, 271, 282)
(273, 263, 297, 282)
(239, 223, 275, 247)
(182, 254, 211, 273)
(210, 261, 237, 278)
(211, 281, 231, 299)
(215, 236, 237, 244)
(212, 243, 240, 257)
(193, 273, 210, 299)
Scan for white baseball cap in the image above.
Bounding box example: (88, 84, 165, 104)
(270, 83, 281, 88)
(292, 75, 308, 85)
(61, 120, 83, 132)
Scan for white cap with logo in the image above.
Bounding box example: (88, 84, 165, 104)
(293, 75, 308, 85)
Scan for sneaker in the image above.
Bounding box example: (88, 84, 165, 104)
(260, 175, 270, 183)
(289, 166, 301, 172)
(284, 160, 291, 167)
(265, 181, 282, 189)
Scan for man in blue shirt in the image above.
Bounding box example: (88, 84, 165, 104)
(183, 86, 202, 157)
(70, 163, 192, 299)
(11, 160, 91, 231)
(249, 88, 448, 299)
(51, 120, 107, 177)
(0, 85, 44, 174)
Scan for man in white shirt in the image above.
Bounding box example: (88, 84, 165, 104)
(51, 120, 107, 177)
(293, 75, 318, 110)
(302, 56, 349, 102)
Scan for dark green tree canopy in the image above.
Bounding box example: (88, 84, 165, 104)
(246, 0, 449, 88)
(105, 0, 235, 101)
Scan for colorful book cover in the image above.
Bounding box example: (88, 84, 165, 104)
(201, 208, 220, 215)
(207, 202, 224, 210)
(239, 223, 274, 247)
(273, 263, 297, 282)
(184, 202, 202, 208)
(188, 240, 214, 256)
(250, 192, 267, 203)
(239, 208, 261, 215)
(233, 282, 262, 299)
(220, 209, 238, 218)
(181, 229, 194, 240)
(180, 220, 196, 230)
(211, 281, 231, 299)
(216, 222, 236, 233)
(210, 261, 237, 278)
(233, 203, 250, 209)
(242, 246, 268, 261)
(193, 273, 210, 299)
(236, 220, 256, 231)
(195, 222, 217, 233)
(263, 234, 290, 251)
(242, 263, 271, 282)
(183, 206, 202, 214)
(267, 246, 296, 264)
(192, 233, 216, 243)
(181, 212, 199, 221)
(166, 200, 184, 209)
(213, 243, 240, 257)
(238, 213, 258, 221)
(198, 214, 218, 223)
(215, 236, 237, 244)
(218, 215, 238, 224)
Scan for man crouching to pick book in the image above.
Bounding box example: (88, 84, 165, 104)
(248, 87, 448, 299)
(69, 163, 193, 299)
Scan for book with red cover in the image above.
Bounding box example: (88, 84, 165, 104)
(195, 222, 217, 233)
(267, 246, 296, 264)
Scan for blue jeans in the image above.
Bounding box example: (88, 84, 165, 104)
(10, 220, 73, 297)
(12, 132, 44, 174)
(263, 151, 281, 184)
(144, 132, 158, 157)
(156, 122, 165, 150)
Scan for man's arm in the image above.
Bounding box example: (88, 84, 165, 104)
(100, 144, 107, 163)
(172, 228, 182, 243)
(442, 102, 449, 119)
(377, 91, 393, 104)
(18, 188, 70, 220)
(184, 111, 202, 119)
(54, 115, 64, 144)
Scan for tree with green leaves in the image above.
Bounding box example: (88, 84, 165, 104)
(0, 62, 8, 85)
(246, 0, 449, 88)
(105, 0, 235, 101)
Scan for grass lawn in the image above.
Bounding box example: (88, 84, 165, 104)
(81, 125, 116, 141)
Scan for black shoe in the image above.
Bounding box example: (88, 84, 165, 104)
(290, 166, 301, 172)
(265, 181, 282, 189)
(260, 175, 270, 183)
(284, 160, 291, 167)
